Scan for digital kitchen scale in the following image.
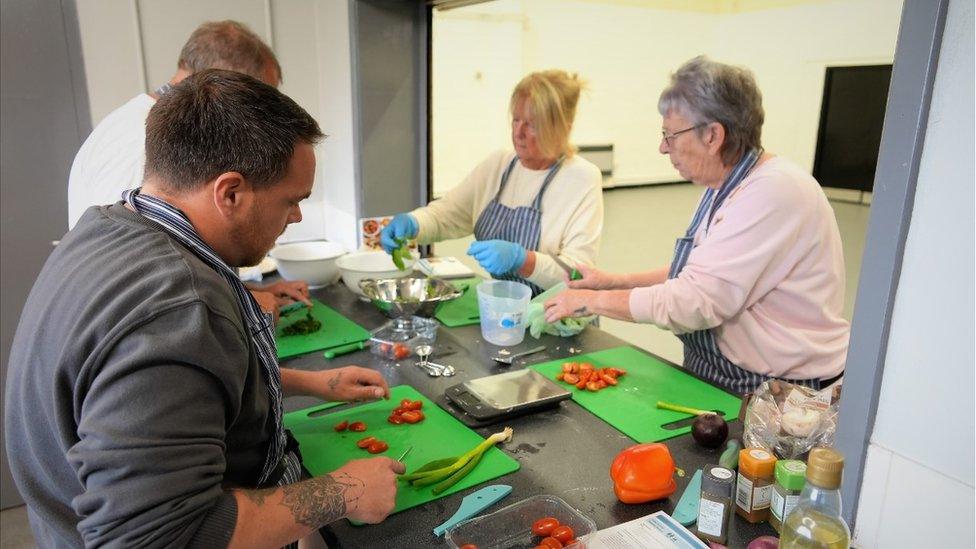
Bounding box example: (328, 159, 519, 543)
(444, 369, 571, 422)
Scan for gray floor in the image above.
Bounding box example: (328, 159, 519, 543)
(0, 184, 870, 546)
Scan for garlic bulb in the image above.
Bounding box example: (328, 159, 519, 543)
(781, 408, 822, 437)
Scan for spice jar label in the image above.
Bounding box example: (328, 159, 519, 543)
(736, 473, 754, 511)
(698, 499, 726, 537)
(754, 484, 773, 509)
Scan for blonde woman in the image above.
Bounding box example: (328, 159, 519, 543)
(381, 70, 604, 295)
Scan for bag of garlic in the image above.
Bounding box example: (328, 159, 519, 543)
(742, 380, 842, 459)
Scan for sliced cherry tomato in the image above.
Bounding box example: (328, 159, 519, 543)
(555, 372, 565, 381)
(387, 414, 405, 425)
(575, 379, 587, 390)
(551, 525, 575, 544)
(401, 410, 423, 424)
(563, 373, 579, 385)
(414, 411, 425, 421)
(614, 368, 628, 377)
(596, 380, 607, 389)
(561, 362, 574, 373)
(460, 545, 478, 549)
(539, 537, 563, 549)
(367, 440, 389, 454)
(406, 400, 423, 411)
(348, 421, 367, 432)
(333, 420, 349, 432)
(586, 381, 600, 392)
(531, 517, 560, 536)
(601, 374, 617, 385)
(355, 436, 376, 449)
(579, 362, 594, 371)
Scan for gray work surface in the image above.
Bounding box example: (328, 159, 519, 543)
(282, 281, 776, 548)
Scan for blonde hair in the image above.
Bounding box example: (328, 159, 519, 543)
(509, 70, 585, 159)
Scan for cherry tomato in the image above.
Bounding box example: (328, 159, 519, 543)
(401, 410, 423, 424)
(596, 380, 607, 389)
(406, 400, 423, 411)
(387, 414, 405, 425)
(586, 381, 600, 392)
(575, 379, 587, 390)
(349, 421, 367, 432)
(551, 525, 575, 544)
(460, 545, 478, 549)
(333, 420, 348, 432)
(539, 537, 563, 549)
(392, 343, 410, 360)
(563, 373, 579, 384)
(555, 372, 565, 381)
(561, 362, 574, 373)
(531, 517, 559, 536)
(367, 440, 389, 454)
(601, 374, 618, 385)
(564, 540, 578, 547)
(355, 436, 376, 449)
(414, 411, 425, 421)
(579, 362, 594, 371)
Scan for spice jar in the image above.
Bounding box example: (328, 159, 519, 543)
(696, 465, 735, 545)
(769, 459, 806, 533)
(735, 448, 777, 523)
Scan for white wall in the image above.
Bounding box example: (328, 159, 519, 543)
(75, 0, 359, 249)
(432, 0, 901, 195)
(853, 1, 975, 546)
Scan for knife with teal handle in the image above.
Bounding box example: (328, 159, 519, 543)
(671, 468, 703, 526)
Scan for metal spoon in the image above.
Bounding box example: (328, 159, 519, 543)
(427, 360, 456, 377)
(414, 345, 439, 377)
(492, 345, 547, 365)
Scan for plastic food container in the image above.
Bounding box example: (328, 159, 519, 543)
(477, 280, 532, 346)
(368, 316, 438, 360)
(446, 494, 597, 549)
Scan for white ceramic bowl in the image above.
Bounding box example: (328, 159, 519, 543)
(335, 251, 416, 296)
(269, 241, 347, 288)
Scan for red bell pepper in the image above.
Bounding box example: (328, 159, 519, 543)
(609, 443, 677, 504)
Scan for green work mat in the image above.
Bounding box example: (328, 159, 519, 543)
(275, 299, 371, 360)
(529, 346, 741, 443)
(434, 278, 483, 327)
(283, 385, 520, 520)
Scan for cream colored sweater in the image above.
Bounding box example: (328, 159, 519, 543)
(413, 150, 604, 290)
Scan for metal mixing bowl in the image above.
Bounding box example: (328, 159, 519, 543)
(359, 277, 463, 318)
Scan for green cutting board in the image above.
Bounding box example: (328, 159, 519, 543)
(283, 385, 520, 519)
(434, 278, 483, 327)
(530, 346, 741, 443)
(275, 299, 371, 360)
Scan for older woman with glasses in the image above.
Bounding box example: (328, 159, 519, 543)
(380, 70, 604, 296)
(544, 56, 849, 394)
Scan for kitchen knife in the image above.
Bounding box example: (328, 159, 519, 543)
(551, 256, 582, 281)
(671, 468, 703, 526)
(432, 484, 512, 536)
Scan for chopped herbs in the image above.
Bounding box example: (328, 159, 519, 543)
(282, 311, 322, 336)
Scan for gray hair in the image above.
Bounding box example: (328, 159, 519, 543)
(658, 56, 764, 165)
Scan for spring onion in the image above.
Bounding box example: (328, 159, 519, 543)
(400, 427, 513, 488)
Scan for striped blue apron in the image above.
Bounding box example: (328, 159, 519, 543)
(473, 155, 563, 297)
(669, 150, 834, 395)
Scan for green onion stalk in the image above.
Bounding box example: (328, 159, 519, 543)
(400, 427, 513, 495)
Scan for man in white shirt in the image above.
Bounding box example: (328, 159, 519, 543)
(68, 20, 309, 312)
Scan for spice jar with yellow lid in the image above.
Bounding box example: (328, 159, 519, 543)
(734, 448, 777, 523)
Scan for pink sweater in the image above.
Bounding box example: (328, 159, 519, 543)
(629, 157, 849, 380)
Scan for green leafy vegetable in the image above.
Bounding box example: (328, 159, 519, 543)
(282, 311, 322, 336)
(392, 237, 413, 271)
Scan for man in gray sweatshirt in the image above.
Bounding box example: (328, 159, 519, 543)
(5, 69, 403, 548)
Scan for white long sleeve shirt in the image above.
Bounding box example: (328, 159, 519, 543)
(68, 94, 155, 229)
(413, 150, 604, 290)
(628, 156, 850, 380)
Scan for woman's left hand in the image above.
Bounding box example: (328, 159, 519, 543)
(467, 240, 527, 275)
(544, 289, 598, 323)
(314, 366, 391, 402)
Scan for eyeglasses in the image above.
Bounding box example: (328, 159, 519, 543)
(661, 123, 706, 147)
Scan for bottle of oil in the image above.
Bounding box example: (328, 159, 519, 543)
(779, 448, 851, 548)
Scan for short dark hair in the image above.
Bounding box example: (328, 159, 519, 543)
(178, 20, 282, 84)
(145, 69, 323, 192)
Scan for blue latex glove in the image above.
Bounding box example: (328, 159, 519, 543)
(467, 240, 527, 276)
(379, 213, 419, 253)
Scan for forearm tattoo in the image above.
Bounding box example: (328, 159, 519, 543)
(573, 306, 589, 315)
(279, 472, 365, 528)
